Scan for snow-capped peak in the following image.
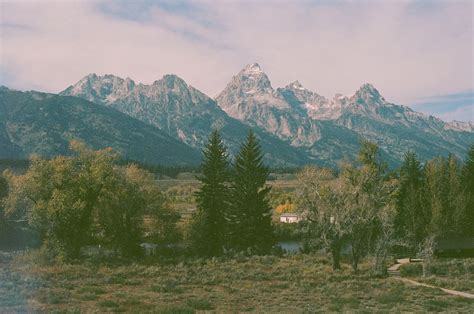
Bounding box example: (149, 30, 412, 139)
(61, 73, 136, 104)
(446, 120, 474, 132)
(221, 62, 275, 96)
(243, 62, 263, 74)
(334, 93, 347, 100)
(288, 80, 306, 90)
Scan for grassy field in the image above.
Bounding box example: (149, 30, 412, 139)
(1, 253, 473, 312)
(158, 177, 300, 214)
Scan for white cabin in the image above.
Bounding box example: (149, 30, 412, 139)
(279, 213, 301, 224)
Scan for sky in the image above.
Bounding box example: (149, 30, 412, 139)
(1, 0, 473, 122)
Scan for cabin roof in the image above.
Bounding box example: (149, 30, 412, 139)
(280, 213, 299, 217)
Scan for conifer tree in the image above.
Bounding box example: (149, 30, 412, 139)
(228, 131, 274, 254)
(395, 151, 428, 249)
(445, 154, 464, 234)
(190, 130, 230, 256)
(461, 145, 474, 236)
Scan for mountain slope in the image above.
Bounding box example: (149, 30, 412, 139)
(61, 73, 312, 166)
(59, 65, 472, 167)
(331, 85, 473, 162)
(0, 87, 201, 165)
(216, 63, 320, 147)
(217, 64, 473, 166)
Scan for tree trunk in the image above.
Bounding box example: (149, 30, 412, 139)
(373, 253, 386, 276)
(420, 235, 435, 278)
(351, 253, 359, 272)
(351, 245, 360, 272)
(330, 242, 341, 270)
(373, 237, 388, 276)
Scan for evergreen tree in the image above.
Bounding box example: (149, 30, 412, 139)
(228, 131, 274, 254)
(461, 145, 474, 236)
(424, 157, 448, 236)
(445, 154, 464, 235)
(190, 130, 230, 256)
(395, 151, 428, 249)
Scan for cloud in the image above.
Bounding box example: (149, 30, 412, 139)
(437, 105, 474, 122)
(411, 90, 474, 122)
(1, 0, 472, 121)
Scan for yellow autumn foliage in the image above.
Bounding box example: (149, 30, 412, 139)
(274, 201, 296, 214)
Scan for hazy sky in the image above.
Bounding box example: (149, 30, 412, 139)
(1, 0, 473, 122)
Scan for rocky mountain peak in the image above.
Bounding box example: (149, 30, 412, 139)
(286, 80, 306, 91)
(61, 73, 136, 104)
(281, 80, 329, 107)
(229, 63, 273, 95)
(243, 62, 263, 74)
(84, 73, 98, 80)
(153, 74, 189, 92)
(353, 83, 383, 101)
(161, 74, 186, 84)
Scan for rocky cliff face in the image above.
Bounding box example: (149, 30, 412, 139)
(61, 72, 311, 167)
(216, 63, 322, 147)
(63, 74, 224, 148)
(216, 64, 473, 165)
(59, 64, 473, 167)
(278, 81, 338, 120)
(446, 120, 474, 132)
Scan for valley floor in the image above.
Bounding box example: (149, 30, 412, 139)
(1, 253, 474, 312)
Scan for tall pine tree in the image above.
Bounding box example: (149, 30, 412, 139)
(190, 130, 230, 256)
(395, 151, 429, 250)
(461, 145, 474, 236)
(228, 131, 274, 254)
(446, 154, 464, 235)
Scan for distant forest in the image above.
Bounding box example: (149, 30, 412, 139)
(0, 158, 302, 178)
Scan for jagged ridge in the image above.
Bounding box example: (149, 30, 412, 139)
(59, 64, 473, 167)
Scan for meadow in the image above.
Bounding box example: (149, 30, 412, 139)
(156, 176, 300, 216)
(400, 258, 474, 294)
(2, 252, 473, 313)
(2, 151, 474, 313)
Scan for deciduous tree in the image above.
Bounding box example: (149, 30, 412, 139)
(4, 141, 176, 259)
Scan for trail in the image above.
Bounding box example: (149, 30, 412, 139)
(388, 258, 474, 299)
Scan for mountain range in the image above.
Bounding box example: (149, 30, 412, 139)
(0, 86, 200, 165)
(1, 63, 472, 167)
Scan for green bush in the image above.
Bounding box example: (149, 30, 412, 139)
(399, 263, 422, 277)
(186, 298, 214, 310)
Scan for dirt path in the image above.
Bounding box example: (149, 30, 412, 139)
(388, 258, 474, 299)
(396, 277, 474, 299)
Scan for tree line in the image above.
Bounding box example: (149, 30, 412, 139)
(0, 131, 274, 260)
(297, 141, 474, 275)
(0, 131, 472, 275)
